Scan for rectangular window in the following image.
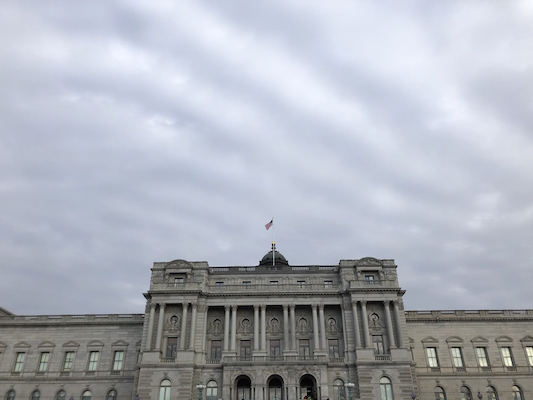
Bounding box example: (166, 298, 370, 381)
(526, 346, 533, 366)
(373, 335, 384, 355)
(63, 351, 75, 371)
(166, 337, 178, 358)
(501, 347, 514, 367)
(270, 339, 281, 356)
(215, 281, 224, 287)
(174, 277, 184, 284)
(240, 340, 251, 357)
(426, 347, 439, 367)
(476, 347, 489, 367)
(210, 340, 221, 359)
(38, 352, 50, 372)
(329, 339, 340, 357)
(270, 281, 278, 285)
(13, 352, 25, 372)
(299, 339, 310, 356)
(324, 280, 333, 288)
(242, 281, 251, 286)
(297, 280, 306, 287)
(451, 347, 464, 367)
(87, 351, 99, 371)
(365, 275, 375, 284)
(112, 350, 124, 370)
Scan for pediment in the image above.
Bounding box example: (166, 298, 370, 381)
(471, 336, 488, 343)
(62, 341, 80, 348)
(111, 340, 129, 347)
(446, 336, 464, 343)
(38, 340, 56, 348)
(356, 257, 383, 266)
(165, 259, 192, 269)
(87, 340, 105, 347)
(14, 341, 31, 348)
(421, 336, 439, 344)
(520, 335, 533, 343)
(495, 335, 513, 343)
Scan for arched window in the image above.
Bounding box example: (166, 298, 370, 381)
(512, 386, 523, 400)
(31, 391, 40, 400)
(107, 390, 117, 400)
(435, 386, 446, 400)
(81, 390, 91, 400)
(56, 391, 66, 400)
(333, 379, 345, 400)
(206, 381, 218, 400)
(486, 386, 498, 400)
(6, 391, 15, 400)
(379, 377, 394, 400)
(460, 386, 472, 400)
(159, 379, 171, 400)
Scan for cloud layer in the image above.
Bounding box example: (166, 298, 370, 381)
(1, 0, 532, 314)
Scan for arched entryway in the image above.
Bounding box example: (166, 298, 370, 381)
(300, 374, 317, 400)
(267, 375, 284, 400)
(235, 375, 252, 400)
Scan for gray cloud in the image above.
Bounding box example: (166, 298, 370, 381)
(1, 0, 532, 314)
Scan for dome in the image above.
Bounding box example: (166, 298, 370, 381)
(259, 242, 289, 266)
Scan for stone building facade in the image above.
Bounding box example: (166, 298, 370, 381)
(1, 245, 532, 400)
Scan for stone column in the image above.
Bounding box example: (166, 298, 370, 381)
(351, 301, 361, 348)
(283, 304, 289, 352)
(393, 300, 403, 348)
(155, 303, 166, 351)
(254, 305, 260, 351)
(146, 303, 156, 350)
(319, 304, 327, 351)
(312, 304, 320, 352)
(188, 303, 197, 349)
(360, 301, 370, 348)
(231, 305, 237, 351)
(224, 305, 230, 351)
(384, 301, 396, 349)
(201, 305, 209, 353)
(261, 304, 267, 351)
(179, 302, 188, 350)
(290, 304, 296, 351)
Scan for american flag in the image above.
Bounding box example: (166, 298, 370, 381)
(265, 219, 273, 230)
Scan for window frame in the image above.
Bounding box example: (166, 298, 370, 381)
(425, 347, 439, 368)
(525, 345, 533, 366)
(13, 352, 25, 372)
(299, 339, 310, 356)
(166, 337, 178, 358)
(206, 380, 218, 400)
(379, 376, 394, 400)
(30, 391, 40, 400)
(210, 340, 221, 360)
(500, 346, 514, 367)
(434, 386, 446, 400)
(63, 351, 75, 371)
(240, 340, 251, 358)
(159, 379, 171, 400)
(6, 390, 16, 400)
(329, 338, 340, 358)
(81, 390, 91, 400)
(512, 386, 523, 400)
(475, 347, 490, 368)
(38, 352, 50, 372)
(450, 347, 464, 368)
(87, 351, 99, 371)
(112, 350, 124, 371)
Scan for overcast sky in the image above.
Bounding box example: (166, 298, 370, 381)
(1, 1, 532, 315)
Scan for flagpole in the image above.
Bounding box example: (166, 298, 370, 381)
(272, 218, 275, 266)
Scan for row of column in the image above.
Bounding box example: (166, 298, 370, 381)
(350, 299, 403, 349)
(223, 304, 329, 353)
(146, 302, 198, 351)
